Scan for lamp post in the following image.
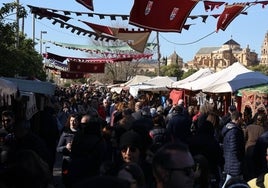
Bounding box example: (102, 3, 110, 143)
(40, 31, 47, 54)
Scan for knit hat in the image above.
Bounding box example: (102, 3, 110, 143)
(119, 130, 143, 150)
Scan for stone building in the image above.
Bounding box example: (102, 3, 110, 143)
(167, 51, 184, 67)
(186, 39, 258, 71)
(260, 31, 268, 65)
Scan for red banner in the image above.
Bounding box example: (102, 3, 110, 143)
(60, 71, 85, 79)
(216, 3, 246, 31)
(68, 61, 105, 73)
(129, 0, 198, 32)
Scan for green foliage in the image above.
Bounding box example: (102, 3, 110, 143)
(144, 71, 157, 77)
(248, 64, 268, 75)
(0, 3, 46, 80)
(160, 64, 184, 80)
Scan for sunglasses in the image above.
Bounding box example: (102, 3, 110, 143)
(121, 146, 138, 153)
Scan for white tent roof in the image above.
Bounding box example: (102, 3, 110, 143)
(129, 76, 176, 97)
(175, 62, 252, 91)
(4, 77, 56, 95)
(202, 70, 268, 93)
(171, 68, 214, 88)
(143, 76, 176, 87)
(121, 75, 151, 87)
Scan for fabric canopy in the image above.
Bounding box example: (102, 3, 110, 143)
(121, 75, 151, 87)
(175, 62, 253, 91)
(171, 68, 214, 88)
(202, 71, 268, 93)
(129, 76, 176, 97)
(4, 77, 56, 95)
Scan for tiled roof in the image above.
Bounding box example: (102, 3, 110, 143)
(196, 47, 220, 54)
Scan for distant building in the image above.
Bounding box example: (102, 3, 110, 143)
(260, 31, 268, 65)
(167, 51, 184, 67)
(136, 62, 158, 74)
(186, 38, 258, 71)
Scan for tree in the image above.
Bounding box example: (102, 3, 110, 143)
(0, 3, 46, 80)
(160, 64, 184, 80)
(248, 64, 268, 76)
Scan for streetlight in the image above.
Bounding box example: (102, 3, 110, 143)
(40, 31, 47, 54)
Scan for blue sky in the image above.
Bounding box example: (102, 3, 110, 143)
(3, 0, 268, 62)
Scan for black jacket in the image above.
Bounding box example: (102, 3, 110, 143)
(222, 122, 245, 176)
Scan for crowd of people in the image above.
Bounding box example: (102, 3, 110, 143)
(0, 84, 268, 188)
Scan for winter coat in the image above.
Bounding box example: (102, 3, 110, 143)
(166, 112, 192, 143)
(56, 128, 77, 161)
(222, 122, 245, 176)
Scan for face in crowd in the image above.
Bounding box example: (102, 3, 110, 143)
(153, 143, 195, 188)
(121, 145, 141, 163)
(1, 111, 15, 133)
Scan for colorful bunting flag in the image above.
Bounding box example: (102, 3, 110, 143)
(76, 0, 94, 11)
(45, 52, 67, 62)
(216, 3, 246, 32)
(82, 21, 151, 53)
(203, 1, 225, 11)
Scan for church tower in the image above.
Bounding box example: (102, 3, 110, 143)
(260, 31, 268, 65)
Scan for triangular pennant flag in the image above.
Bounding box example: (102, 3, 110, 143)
(259, 1, 268, 8)
(81, 21, 119, 36)
(216, 3, 246, 32)
(76, 0, 94, 11)
(203, 1, 225, 11)
(116, 29, 151, 53)
(29, 6, 71, 22)
(46, 52, 67, 62)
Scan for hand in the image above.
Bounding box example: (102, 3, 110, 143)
(66, 142, 72, 151)
(63, 108, 69, 113)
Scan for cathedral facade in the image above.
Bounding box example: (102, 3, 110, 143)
(186, 39, 259, 71)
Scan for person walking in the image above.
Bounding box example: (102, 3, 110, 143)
(221, 110, 245, 188)
(56, 113, 81, 188)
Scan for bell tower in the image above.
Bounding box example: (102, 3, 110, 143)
(260, 31, 268, 65)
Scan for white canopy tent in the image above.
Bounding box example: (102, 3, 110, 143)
(121, 75, 151, 87)
(202, 70, 268, 93)
(174, 62, 253, 91)
(171, 68, 214, 88)
(110, 75, 151, 94)
(4, 77, 56, 95)
(129, 76, 176, 98)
